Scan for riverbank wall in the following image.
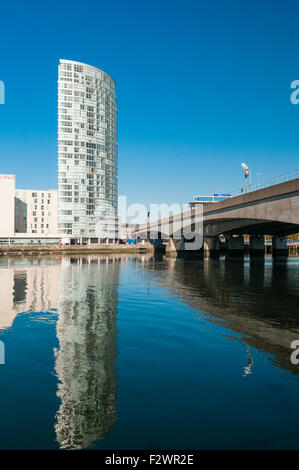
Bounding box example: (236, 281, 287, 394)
(0, 244, 154, 256)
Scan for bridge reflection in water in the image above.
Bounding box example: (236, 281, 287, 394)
(137, 255, 299, 376)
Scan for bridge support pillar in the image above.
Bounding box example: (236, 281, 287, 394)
(228, 235, 244, 256)
(166, 236, 204, 259)
(272, 237, 288, 257)
(203, 236, 220, 258)
(166, 237, 183, 258)
(249, 235, 265, 256)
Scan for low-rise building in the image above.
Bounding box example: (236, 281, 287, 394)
(0, 174, 16, 238)
(15, 189, 58, 236)
(0, 174, 60, 245)
(190, 193, 232, 208)
(120, 223, 135, 241)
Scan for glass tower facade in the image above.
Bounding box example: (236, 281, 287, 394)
(58, 59, 118, 240)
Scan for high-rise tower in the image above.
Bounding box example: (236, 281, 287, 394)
(58, 59, 118, 242)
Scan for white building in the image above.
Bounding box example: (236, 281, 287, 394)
(58, 59, 118, 244)
(0, 174, 16, 238)
(0, 174, 60, 245)
(15, 188, 58, 236)
(120, 223, 135, 241)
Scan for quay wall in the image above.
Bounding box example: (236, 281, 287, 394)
(0, 244, 154, 256)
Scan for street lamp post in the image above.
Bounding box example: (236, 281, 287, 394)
(241, 163, 251, 193)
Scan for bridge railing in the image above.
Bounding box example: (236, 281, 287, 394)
(229, 169, 299, 198)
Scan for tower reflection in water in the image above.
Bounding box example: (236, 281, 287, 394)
(54, 256, 120, 449)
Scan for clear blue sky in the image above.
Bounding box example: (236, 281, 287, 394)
(0, 0, 299, 208)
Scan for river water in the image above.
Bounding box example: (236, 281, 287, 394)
(0, 254, 299, 450)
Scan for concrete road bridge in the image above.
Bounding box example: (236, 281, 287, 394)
(133, 175, 299, 257)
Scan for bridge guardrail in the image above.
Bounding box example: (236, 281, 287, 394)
(230, 169, 299, 198)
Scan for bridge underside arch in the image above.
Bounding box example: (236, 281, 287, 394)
(203, 218, 299, 237)
(135, 219, 299, 240)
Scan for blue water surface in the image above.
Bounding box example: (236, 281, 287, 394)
(0, 255, 298, 450)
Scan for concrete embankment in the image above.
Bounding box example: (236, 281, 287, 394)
(0, 244, 154, 256)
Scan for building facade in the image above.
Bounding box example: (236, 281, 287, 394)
(58, 59, 118, 242)
(15, 189, 58, 236)
(0, 174, 15, 237)
(120, 223, 135, 241)
(0, 174, 59, 245)
(190, 194, 232, 209)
